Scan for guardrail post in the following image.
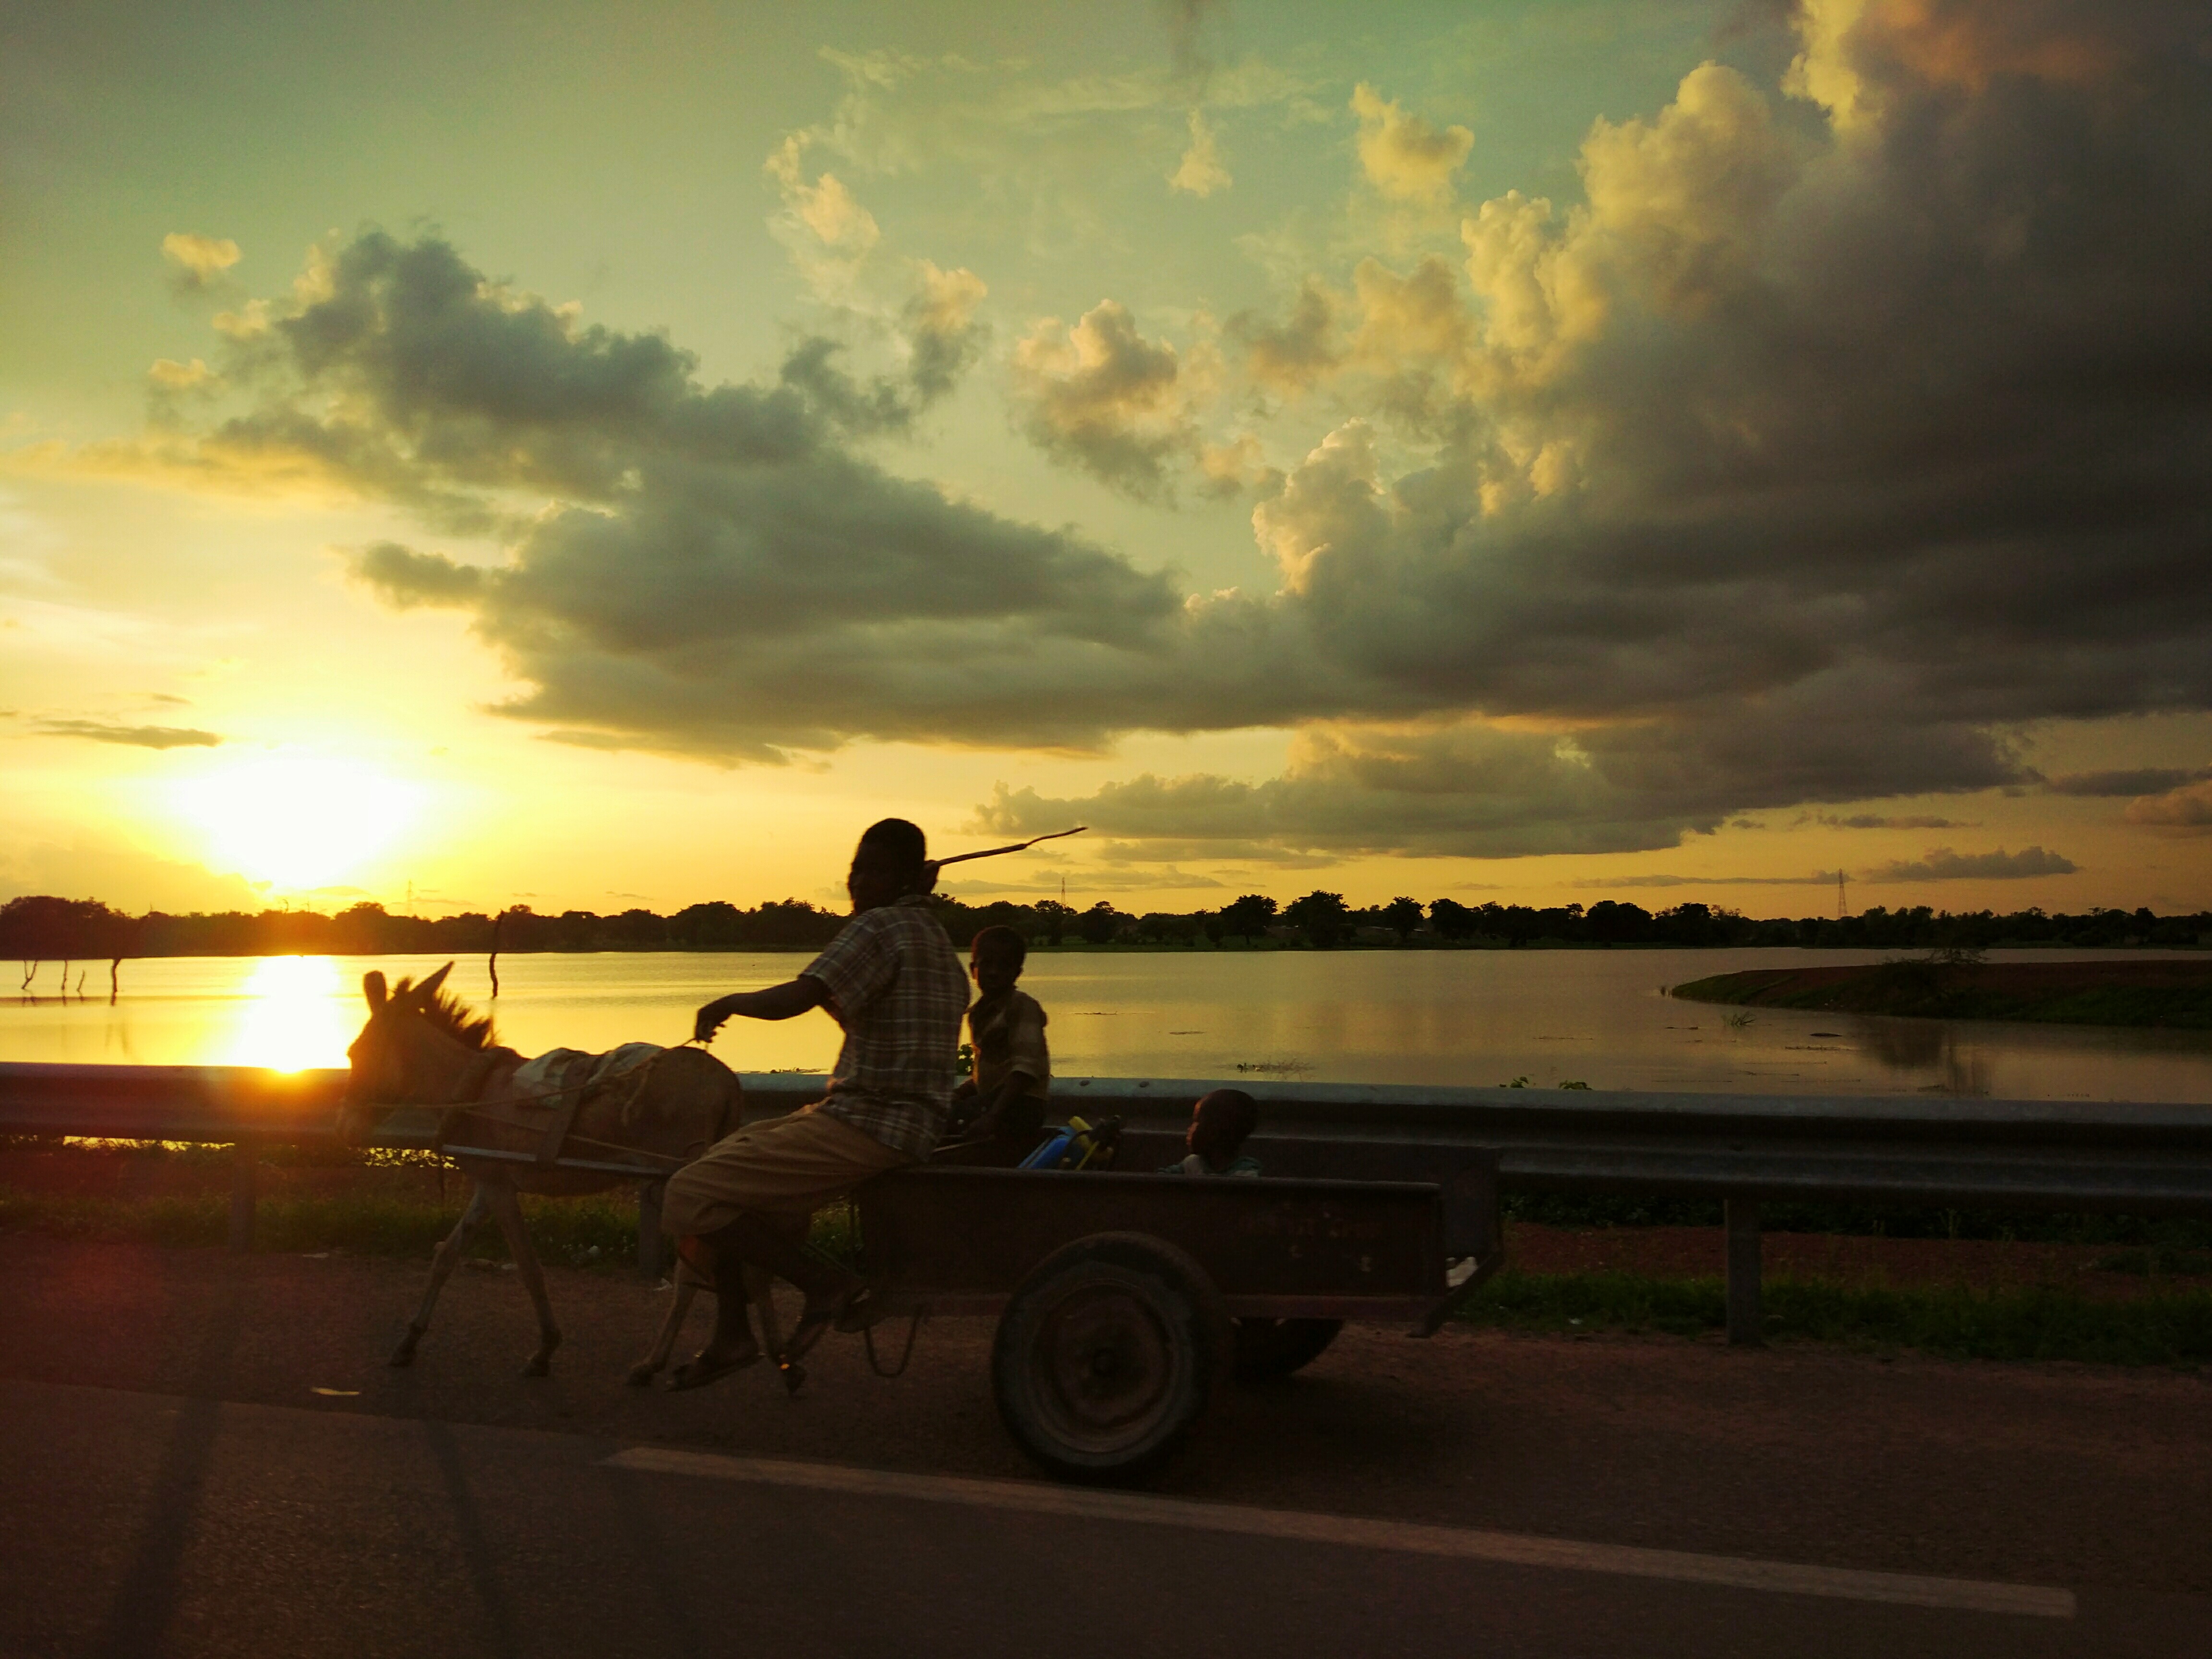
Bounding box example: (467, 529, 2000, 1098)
(228, 1140, 259, 1251)
(638, 1179, 667, 1282)
(1724, 1198, 1762, 1346)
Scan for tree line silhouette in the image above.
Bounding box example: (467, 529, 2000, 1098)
(4, 890, 2206, 985)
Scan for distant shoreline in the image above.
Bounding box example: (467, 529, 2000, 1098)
(9, 938, 2212, 962)
(1670, 958, 2212, 1029)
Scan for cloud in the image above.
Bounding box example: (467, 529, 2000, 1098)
(1169, 108, 1232, 197)
(768, 46, 1305, 264)
(2046, 766, 2212, 797)
(161, 232, 240, 291)
(350, 541, 486, 608)
(0, 839, 259, 914)
(940, 867, 1226, 897)
(31, 718, 222, 749)
(1010, 301, 1209, 499)
(762, 140, 989, 419)
(764, 135, 882, 308)
(1810, 813, 1971, 829)
(1349, 84, 1472, 206)
(1867, 846, 2080, 882)
(902, 260, 989, 399)
(1579, 872, 1843, 889)
(83, 2, 2212, 863)
(2125, 780, 2212, 833)
(1237, 279, 1341, 394)
(147, 358, 215, 392)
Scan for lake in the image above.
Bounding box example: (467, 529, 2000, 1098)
(7, 947, 2212, 1103)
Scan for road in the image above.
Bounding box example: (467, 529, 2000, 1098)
(1, 1238, 2207, 1657)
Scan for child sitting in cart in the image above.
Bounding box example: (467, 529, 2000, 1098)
(1162, 1087, 1262, 1177)
(948, 925, 1051, 1146)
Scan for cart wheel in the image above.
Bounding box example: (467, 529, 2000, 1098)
(992, 1232, 1227, 1483)
(1232, 1317, 1344, 1382)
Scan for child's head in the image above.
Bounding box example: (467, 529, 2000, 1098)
(970, 925, 1027, 994)
(1186, 1088, 1259, 1170)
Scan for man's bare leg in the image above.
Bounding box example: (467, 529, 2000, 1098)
(666, 1230, 765, 1390)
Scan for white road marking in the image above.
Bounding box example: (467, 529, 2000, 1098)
(602, 1446, 2074, 1619)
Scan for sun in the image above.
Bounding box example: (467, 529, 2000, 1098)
(171, 752, 431, 892)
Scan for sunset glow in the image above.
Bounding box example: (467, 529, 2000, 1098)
(2, 0, 2206, 917)
(170, 755, 428, 893)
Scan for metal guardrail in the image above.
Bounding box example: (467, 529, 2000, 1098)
(4, 1061, 2208, 1344)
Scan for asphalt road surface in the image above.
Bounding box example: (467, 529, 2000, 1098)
(2, 1238, 2207, 1657)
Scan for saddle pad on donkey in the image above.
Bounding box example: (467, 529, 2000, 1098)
(375, 1042, 668, 1146)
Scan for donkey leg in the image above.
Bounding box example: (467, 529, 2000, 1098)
(483, 1182, 562, 1377)
(630, 1264, 700, 1386)
(392, 1184, 491, 1367)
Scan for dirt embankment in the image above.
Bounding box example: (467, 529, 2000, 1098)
(1670, 956, 2212, 1027)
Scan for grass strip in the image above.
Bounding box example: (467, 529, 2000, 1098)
(1461, 1268, 2212, 1367)
(0, 1186, 645, 1265)
(11, 1184, 2210, 1367)
(0, 1183, 863, 1271)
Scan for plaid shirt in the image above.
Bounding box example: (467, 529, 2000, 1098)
(803, 894, 969, 1158)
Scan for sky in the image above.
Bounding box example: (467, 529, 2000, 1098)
(2, 0, 2209, 920)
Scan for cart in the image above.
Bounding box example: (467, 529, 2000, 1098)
(854, 1140, 1505, 1482)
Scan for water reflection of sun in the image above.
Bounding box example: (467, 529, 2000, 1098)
(225, 956, 353, 1072)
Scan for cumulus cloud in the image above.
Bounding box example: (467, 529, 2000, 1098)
(1044, 0, 2212, 858)
(31, 718, 222, 748)
(161, 232, 240, 291)
(1010, 301, 1210, 499)
(2126, 780, 2212, 832)
(1868, 846, 2080, 882)
(1349, 85, 1472, 206)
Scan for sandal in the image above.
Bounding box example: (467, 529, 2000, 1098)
(782, 1281, 884, 1361)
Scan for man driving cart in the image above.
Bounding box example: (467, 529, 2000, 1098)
(662, 817, 967, 1388)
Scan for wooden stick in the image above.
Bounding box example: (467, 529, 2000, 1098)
(931, 826, 1087, 869)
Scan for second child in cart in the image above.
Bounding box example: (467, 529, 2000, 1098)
(948, 925, 1051, 1147)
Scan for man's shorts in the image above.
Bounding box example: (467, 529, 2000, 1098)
(660, 1104, 912, 1237)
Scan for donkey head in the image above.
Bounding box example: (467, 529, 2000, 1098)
(339, 962, 482, 1139)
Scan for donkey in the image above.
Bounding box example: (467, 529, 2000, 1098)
(339, 962, 754, 1378)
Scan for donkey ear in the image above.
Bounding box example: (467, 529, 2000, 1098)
(412, 962, 455, 1005)
(363, 971, 388, 1011)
